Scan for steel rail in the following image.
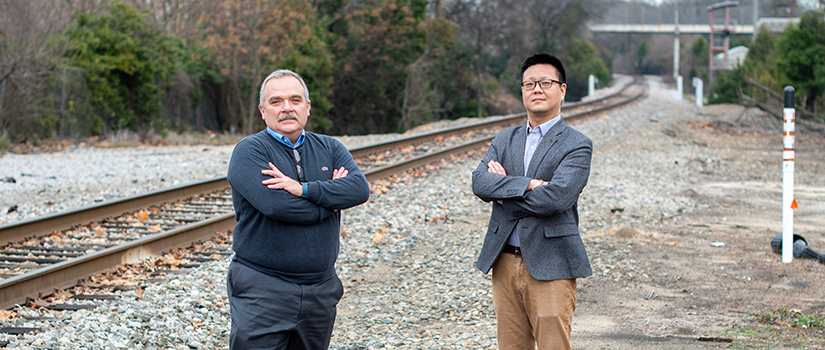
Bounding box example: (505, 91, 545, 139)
(0, 178, 229, 247)
(363, 138, 492, 182)
(0, 213, 236, 309)
(348, 79, 633, 159)
(363, 79, 647, 183)
(0, 78, 645, 309)
(3, 144, 491, 309)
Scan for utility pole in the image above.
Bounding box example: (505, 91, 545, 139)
(673, 2, 680, 81)
(753, 0, 759, 39)
(708, 1, 739, 87)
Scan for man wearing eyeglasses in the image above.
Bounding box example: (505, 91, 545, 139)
(472, 54, 592, 350)
(226, 69, 370, 350)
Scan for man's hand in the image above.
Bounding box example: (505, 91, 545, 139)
(332, 167, 348, 179)
(527, 179, 548, 191)
(487, 161, 507, 204)
(488, 160, 547, 196)
(262, 165, 350, 198)
(262, 162, 303, 197)
(487, 160, 507, 176)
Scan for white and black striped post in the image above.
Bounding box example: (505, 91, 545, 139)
(782, 86, 797, 263)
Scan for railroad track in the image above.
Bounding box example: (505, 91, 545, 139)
(0, 77, 646, 311)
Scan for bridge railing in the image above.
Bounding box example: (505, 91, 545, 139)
(588, 17, 799, 35)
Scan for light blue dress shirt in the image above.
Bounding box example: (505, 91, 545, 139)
(266, 128, 307, 197)
(507, 115, 561, 247)
(266, 127, 305, 148)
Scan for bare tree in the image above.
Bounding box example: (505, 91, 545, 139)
(444, 0, 520, 118)
(400, 50, 440, 130)
(188, 0, 318, 135)
(518, 0, 601, 54)
(122, 0, 192, 35)
(0, 1, 72, 138)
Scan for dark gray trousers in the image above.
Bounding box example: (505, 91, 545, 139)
(227, 260, 344, 350)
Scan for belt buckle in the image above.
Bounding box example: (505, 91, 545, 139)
(506, 245, 522, 257)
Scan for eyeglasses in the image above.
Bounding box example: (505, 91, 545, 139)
(292, 149, 304, 181)
(521, 79, 562, 90)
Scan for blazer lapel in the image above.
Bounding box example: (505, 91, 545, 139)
(526, 118, 567, 178)
(510, 125, 526, 176)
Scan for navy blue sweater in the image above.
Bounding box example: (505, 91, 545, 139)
(227, 130, 370, 284)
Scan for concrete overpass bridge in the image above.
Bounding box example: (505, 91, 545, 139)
(588, 23, 752, 34)
(588, 17, 798, 34)
(587, 17, 799, 87)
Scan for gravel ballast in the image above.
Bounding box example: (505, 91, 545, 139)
(2, 76, 820, 349)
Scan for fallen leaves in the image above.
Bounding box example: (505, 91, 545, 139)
(162, 258, 182, 266)
(372, 226, 389, 244)
(0, 310, 18, 321)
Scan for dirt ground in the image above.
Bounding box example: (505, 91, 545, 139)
(572, 105, 825, 349)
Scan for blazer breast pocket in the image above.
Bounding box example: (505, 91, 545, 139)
(543, 225, 578, 238)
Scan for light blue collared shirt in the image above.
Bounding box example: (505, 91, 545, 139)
(507, 115, 561, 247)
(267, 127, 306, 149)
(267, 128, 307, 197)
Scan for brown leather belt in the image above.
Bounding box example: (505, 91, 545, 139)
(503, 245, 522, 257)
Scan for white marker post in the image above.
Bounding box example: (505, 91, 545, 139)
(782, 86, 796, 263)
(692, 77, 703, 107)
(588, 75, 597, 97)
(675, 75, 683, 101)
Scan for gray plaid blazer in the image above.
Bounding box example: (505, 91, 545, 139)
(471, 118, 593, 280)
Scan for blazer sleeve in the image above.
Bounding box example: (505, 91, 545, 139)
(471, 134, 532, 203)
(503, 137, 592, 218)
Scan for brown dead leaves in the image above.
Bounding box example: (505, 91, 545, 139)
(372, 226, 389, 244)
(137, 210, 149, 222)
(0, 310, 18, 321)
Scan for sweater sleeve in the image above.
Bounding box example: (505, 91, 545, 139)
(227, 135, 332, 225)
(304, 138, 370, 210)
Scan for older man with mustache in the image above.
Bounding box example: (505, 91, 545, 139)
(226, 69, 370, 350)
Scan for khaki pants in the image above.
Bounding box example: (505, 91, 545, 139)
(492, 252, 577, 350)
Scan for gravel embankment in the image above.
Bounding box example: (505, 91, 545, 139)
(0, 76, 721, 349)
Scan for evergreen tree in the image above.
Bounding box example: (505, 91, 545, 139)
(66, 2, 180, 137)
(777, 11, 825, 116)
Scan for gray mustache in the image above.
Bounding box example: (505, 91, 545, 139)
(278, 112, 298, 122)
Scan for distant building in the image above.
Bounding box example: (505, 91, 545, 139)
(715, 45, 749, 68)
(757, 17, 801, 33)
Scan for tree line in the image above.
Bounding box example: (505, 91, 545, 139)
(711, 10, 825, 123)
(0, 0, 611, 144)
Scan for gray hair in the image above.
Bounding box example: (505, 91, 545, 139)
(258, 69, 311, 107)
